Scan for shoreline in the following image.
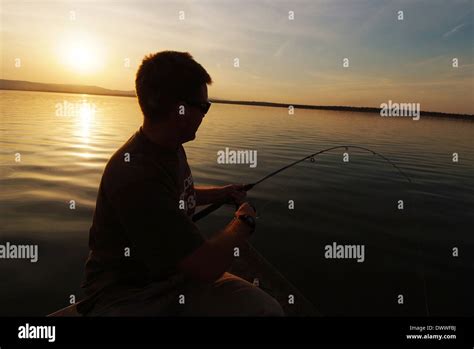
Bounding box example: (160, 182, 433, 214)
(1, 80, 472, 120)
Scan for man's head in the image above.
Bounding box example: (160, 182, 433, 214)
(135, 51, 212, 144)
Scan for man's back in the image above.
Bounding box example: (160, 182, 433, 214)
(82, 127, 203, 298)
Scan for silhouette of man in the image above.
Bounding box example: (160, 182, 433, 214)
(79, 51, 283, 316)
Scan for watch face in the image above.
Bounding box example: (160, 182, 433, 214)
(242, 215, 255, 228)
(248, 215, 256, 226)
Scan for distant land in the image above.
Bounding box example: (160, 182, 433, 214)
(1, 79, 472, 119)
(0, 79, 135, 97)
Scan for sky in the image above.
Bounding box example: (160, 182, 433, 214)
(1, 0, 473, 114)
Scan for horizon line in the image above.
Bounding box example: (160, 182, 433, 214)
(1, 79, 472, 119)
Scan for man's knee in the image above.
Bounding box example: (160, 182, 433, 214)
(241, 286, 285, 317)
(180, 273, 284, 316)
(212, 273, 284, 316)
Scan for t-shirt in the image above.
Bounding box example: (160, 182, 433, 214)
(81, 127, 204, 297)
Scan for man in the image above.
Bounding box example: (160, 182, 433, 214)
(79, 51, 283, 316)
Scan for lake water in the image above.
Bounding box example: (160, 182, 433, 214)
(0, 90, 473, 316)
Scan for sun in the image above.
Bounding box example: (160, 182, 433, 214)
(59, 33, 102, 73)
(68, 45, 95, 71)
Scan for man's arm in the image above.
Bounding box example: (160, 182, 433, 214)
(111, 179, 206, 279)
(111, 175, 254, 283)
(195, 184, 246, 206)
(178, 202, 256, 282)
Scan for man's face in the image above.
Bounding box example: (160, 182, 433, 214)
(179, 84, 209, 143)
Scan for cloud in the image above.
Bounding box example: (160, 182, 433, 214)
(273, 40, 292, 58)
(442, 23, 466, 38)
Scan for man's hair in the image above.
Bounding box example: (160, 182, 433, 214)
(135, 51, 212, 121)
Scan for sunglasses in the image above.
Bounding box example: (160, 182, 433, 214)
(185, 100, 212, 115)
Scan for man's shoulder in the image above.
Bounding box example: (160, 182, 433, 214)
(102, 131, 178, 195)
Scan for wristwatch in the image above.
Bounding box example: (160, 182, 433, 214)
(235, 214, 256, 233)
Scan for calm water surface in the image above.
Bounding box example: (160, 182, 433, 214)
(1, 90, 473, 315)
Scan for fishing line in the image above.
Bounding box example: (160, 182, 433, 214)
(192, 145, 412, 222)
(191, 144, 430, 315)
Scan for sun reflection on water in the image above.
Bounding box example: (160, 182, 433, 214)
(76, 99, 96, 141)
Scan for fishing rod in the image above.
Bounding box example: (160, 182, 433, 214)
(192, 145, 412, 222)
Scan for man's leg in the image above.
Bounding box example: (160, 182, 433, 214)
(86, 272, 284, 316)
(178, 272, 284, 316)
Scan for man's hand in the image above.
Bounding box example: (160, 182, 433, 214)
(235, 202, 256, 218)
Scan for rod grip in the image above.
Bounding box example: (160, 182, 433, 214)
(191, 183, 254, 222)
(191, 199, 228, 222)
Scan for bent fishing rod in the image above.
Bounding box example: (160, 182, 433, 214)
(192, 145, 412, 222)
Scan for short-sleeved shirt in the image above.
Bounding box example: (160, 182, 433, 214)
(81, 127, 204, 297)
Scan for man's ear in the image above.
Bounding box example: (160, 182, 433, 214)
(176, 101, 188, 118)
(174, 101, 189, 132)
